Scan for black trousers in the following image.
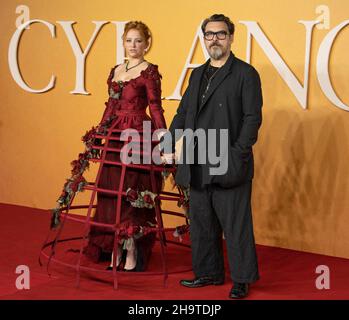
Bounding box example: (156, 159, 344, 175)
(188, 181, 260, 283)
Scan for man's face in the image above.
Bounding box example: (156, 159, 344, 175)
(203, 21, 233, 60)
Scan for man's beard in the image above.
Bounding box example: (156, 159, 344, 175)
(208, 43, 225, 60)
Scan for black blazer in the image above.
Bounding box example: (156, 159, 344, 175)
(165, 52, 263, 188)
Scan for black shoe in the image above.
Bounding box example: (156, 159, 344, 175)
(180, 276, 224, 288)
(106, 249, 127, 271)
(229, 282, 249, 299)
(106, 265, 123, 271)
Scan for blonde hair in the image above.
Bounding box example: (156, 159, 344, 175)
(123, 21, 151, 45)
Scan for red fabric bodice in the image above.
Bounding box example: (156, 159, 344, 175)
(100, 63, 167, 131)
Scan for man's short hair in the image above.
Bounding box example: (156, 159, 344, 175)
(201, 14, 235, 35)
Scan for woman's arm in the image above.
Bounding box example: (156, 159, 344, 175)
(144, 64, 167, 130)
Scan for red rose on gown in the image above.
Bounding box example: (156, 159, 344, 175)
(83, 63, 167, 271)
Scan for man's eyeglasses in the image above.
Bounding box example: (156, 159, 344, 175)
(203, 31, 229, 41)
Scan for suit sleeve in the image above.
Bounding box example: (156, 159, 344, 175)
(232, 66, 263, 158)
(160, 71, 194, 153)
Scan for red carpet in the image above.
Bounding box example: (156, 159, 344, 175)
(1, 203, 348, 300)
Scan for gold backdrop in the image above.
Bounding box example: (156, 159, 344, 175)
(1, 0, 349, 258)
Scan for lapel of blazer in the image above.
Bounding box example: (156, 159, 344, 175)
(196, 52, 235, 116)
(189, 60, 209, 124)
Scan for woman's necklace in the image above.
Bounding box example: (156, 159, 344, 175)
(125, 59, 145, 72)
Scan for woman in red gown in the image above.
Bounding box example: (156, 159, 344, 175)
(83, 21, 167, 271)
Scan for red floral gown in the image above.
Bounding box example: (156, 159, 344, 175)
(84, 63, 167, 271)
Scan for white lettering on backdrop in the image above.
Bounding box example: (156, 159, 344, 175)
(8, 19, 349, 111)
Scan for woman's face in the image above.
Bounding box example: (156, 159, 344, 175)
(124, 29, 149, 59)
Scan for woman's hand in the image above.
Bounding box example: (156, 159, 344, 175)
(161, 153, 177, 165)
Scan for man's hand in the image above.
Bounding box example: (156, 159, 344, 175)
(161, 153, 177, 165)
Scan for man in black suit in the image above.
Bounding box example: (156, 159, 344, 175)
(161, 14, 263, 299)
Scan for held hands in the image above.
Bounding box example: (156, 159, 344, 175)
(161, 153, 177, 165)
(156, 130, 177, 165)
